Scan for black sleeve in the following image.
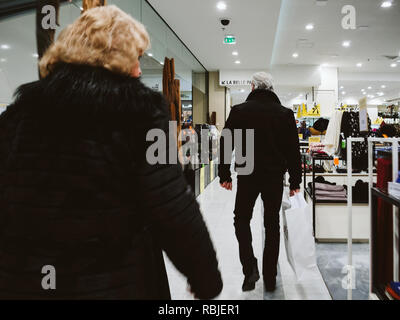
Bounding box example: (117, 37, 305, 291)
(218, 108, 235, 183)
(134, 109, 223, 300)
(284, 111, 302, 190)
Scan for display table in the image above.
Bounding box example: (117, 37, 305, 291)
(300, 167, 374, 242)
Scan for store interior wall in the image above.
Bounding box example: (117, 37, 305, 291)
(0, 0, 208, 121)
(225, 87, 232, 121)
(208, 71, 226, 131)
(192, 85, 207, 125)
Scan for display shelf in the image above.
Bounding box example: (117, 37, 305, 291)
(310, 154, 334, 160)
(371, 187, 400, 207)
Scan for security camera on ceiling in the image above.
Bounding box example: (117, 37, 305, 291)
(220, 18, 231, 26)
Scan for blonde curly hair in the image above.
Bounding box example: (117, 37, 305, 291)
(39, 5, 150, 77)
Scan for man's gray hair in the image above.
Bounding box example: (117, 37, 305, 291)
(251, 72, 274, 91)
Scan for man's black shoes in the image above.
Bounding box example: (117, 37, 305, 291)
(242, 265, 260, 292)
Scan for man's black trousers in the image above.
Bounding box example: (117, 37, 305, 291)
(233, 175, 283, 281)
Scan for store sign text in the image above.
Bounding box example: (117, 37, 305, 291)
(220, 80, 252, 86)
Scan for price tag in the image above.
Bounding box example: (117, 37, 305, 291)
(309, 137, 321, 144)
(298, 134, 303, 140)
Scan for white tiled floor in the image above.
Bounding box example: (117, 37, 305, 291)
(164, 176, 331, 300)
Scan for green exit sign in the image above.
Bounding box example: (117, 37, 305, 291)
(224, 35, 236, 44)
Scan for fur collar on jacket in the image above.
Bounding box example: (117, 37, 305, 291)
(10, 63, 168, 124)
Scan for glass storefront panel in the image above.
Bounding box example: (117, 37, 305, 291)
(0, 0, 208, 126)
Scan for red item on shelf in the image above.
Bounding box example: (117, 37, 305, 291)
(376, 158, 394, 286)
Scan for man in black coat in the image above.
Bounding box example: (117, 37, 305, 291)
(218, 72, 301, 292)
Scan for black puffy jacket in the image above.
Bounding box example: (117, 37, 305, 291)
(0, 63, 222, 299)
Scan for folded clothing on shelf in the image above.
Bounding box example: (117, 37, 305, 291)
(315, 189, 347, 197)
(310, 143, 325, 152)
(354, 180, 369, 203)
(315, 195, 346, 201)
(314, 182, 345, 192)
(342, 180, 369, 203)
(315, 176, 336, 185)
(308, 177, 347, 201)
(308, 176, 337, 192)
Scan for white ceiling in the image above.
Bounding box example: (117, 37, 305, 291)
(273, 0, 400, 73)
(1, 0, 400, 106)
(148, 0, 400, 72)
(148, 0, 400, 105)
(147, 0, 282, 71)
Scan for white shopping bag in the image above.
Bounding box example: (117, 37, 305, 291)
(282, 192, 317, 281)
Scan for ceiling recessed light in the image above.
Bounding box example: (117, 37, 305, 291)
(235, 60, 241, 64)
(305, 24, 314, 30)
(0, 58, 6, 62)
(381, 1, 392, 8)
(342, 41, 351, 48)
(340, 86, 344, 89)
(216, 1, 227, 10)
(240, 89, 245, 93)
(342, 91, 346, 95)
(232, 51, 238, 56)
(381, 85, 386, 88)
(356, 63, 362, 67)
(363, 92, 367, 95)
(390, 63, 397, 68)
(292, 52, 299, 58)
(32, 53, 39, 58)
(148, 53, 153, 57)
(368, 86, 372, 89)
(377, 92, 384, 96)
(160, 61, 164, 65)
(321, 63, 329, 67)
(0, 44, 10, 50)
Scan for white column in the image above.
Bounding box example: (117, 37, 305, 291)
(314, 67, 339, 118)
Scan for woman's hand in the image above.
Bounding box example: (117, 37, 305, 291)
(289, 189, 300, 197)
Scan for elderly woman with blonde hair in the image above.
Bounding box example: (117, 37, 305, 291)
(0, 5, 222, 299)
